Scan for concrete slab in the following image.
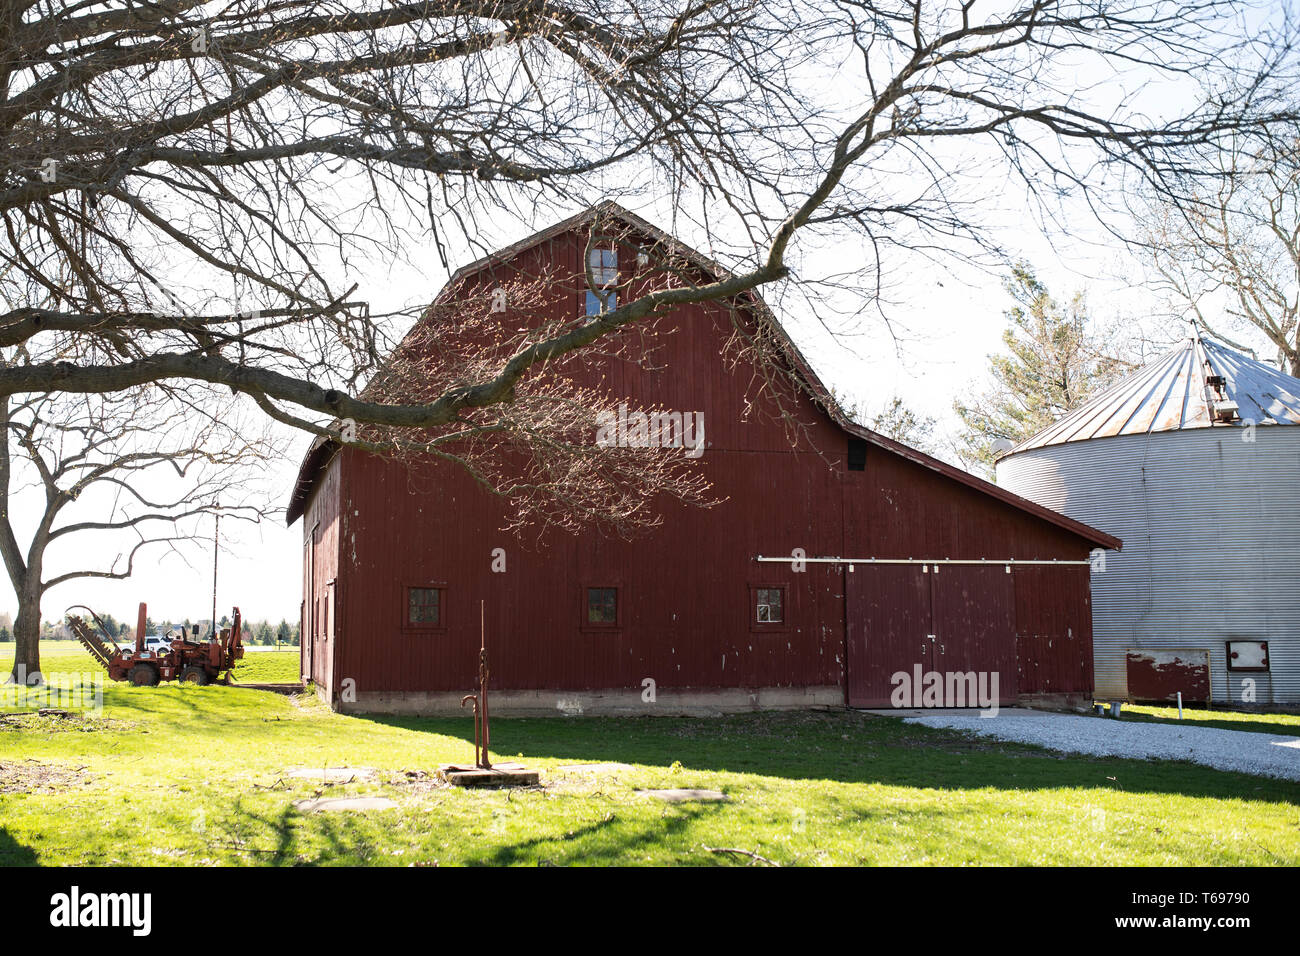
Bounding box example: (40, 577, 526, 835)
(639, 788, 729, 803)
(293, 796, 397, 813)
(441, 763, 540, 788)
(285, 767, 377, 782)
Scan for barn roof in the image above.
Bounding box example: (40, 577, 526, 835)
(286, 202, 1120, 549)
(1009, 332, 1300, 454)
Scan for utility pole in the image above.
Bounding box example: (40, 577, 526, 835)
(211, 503, 221, 640)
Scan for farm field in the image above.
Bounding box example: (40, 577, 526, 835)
(2, 643, 1298, 867)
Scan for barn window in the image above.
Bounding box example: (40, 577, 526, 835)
(584, 247, 618, 318)
(586, 587, 619, 626)
(847, 437, 867, 471)
(755, 587, 784, 624)
(407, 587, 443, 627)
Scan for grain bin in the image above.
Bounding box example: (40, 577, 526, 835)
(996, 333, 1300, 705)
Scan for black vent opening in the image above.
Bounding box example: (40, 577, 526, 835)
(847, 437, 867, 471)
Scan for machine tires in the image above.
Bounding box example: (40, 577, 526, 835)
(179, 666, 210, 686)
(127, 663, 159, 687)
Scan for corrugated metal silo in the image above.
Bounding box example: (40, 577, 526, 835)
(996, 334, 1300, 704)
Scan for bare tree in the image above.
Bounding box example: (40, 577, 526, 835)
(1141, 130, 1300, 374)
(0, 1, 1295, 521)
(0, 384, 275, 682)
(855, 396, 938, 455)
(343, 262, 717, 535)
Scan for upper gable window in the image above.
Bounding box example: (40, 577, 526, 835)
(847, 437, 867, 471)
(584, 247, 618, 318)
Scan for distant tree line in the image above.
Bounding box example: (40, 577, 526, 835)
(0, 610, 298, 647)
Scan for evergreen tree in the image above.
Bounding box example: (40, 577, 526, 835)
(953, 265, 1134, 476)
(866, 397, 938, 454)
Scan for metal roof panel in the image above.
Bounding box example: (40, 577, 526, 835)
(1012, 333, 1300, 453)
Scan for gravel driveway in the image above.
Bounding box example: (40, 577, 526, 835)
(904, 713, 1300, 781)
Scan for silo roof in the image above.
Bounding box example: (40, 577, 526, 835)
(1010, 333, 1300, 453)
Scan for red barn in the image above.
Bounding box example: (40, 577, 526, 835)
(286, 203, 1119, 715)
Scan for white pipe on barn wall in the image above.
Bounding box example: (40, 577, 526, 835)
(754, 556, 1093, 566)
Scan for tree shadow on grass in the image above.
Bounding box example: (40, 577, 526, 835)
(227, 790, 725, 867)
(0, 827, 38, 866)
(211, 798, 352, 866)
(358, 710, 1300, 807)
(463, 802, 719, 866)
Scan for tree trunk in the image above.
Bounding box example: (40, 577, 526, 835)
(8, 597, 41, 684)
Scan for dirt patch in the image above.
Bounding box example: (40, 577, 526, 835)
(0, 759, 94, 794)
(285, 766, 377, 783)
(0, 711, 127, 734)
(384, 769, 451, 795)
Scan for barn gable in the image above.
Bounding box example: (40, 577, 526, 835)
(287, 202, 1118, 552)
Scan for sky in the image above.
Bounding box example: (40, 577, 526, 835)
(3, 3, 1285, 628)
(3, 216, 1190, 628)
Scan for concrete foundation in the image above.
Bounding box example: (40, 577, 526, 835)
(1015, 692, 1095, 713)
(334, 684, 844, 717)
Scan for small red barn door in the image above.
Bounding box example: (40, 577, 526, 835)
(930, 566, 1017, 706)
(321, 581, 335, 702)
(846, 565, 930, 708)
(846, 564, 1018, 708)
(302, 534, 313, 682)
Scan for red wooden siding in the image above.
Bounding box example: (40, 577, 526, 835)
(300, 449, 342, 696)
(299, 218, 1102, 706)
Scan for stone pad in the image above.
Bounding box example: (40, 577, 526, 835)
(293, 796, 397, 812)
(441, 763, 540, 788)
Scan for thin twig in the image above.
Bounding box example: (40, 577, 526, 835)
(703, 845, 780, 867)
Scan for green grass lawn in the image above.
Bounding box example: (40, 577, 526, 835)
(2, 642, 1298, 866)
(230, 648, 302, 684)
(1124, 703, 1300, 738)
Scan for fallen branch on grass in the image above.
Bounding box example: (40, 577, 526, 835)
(702, 845, 780, 867)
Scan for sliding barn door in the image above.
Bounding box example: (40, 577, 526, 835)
(846, 564, 1018, 708)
